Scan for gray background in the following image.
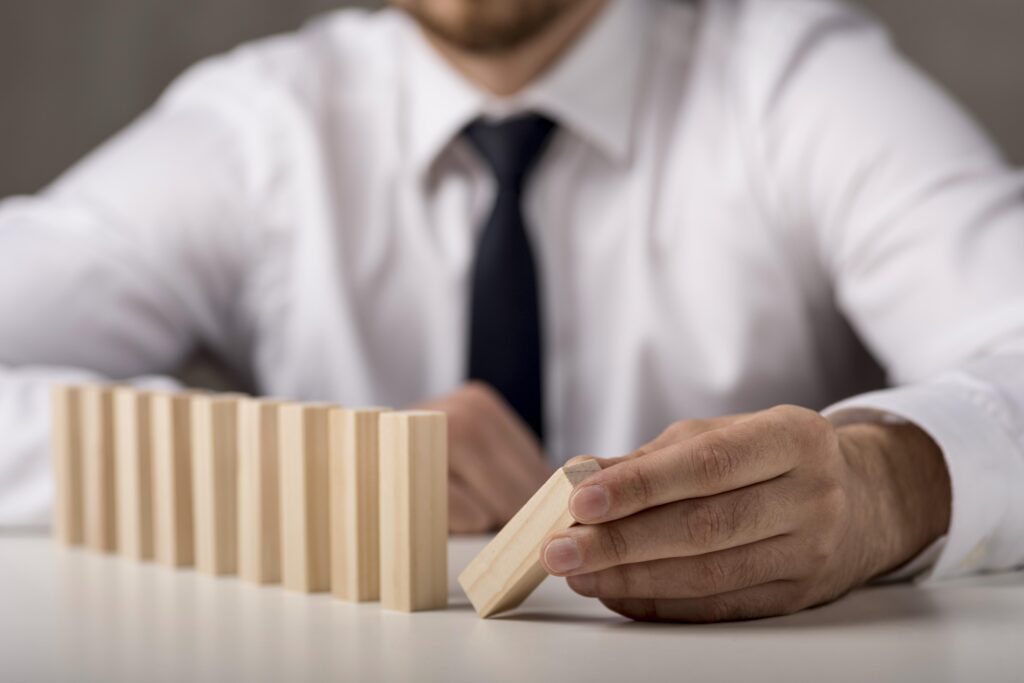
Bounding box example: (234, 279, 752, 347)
(0, 0, 1022, 197)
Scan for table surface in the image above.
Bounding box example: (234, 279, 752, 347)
(2, 533, 1022, 683)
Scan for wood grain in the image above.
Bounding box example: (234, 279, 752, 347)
(51, 385, 84, 545)
(81, 385, 117, 553)
(329, 407, 389, 602)
(458, 458, 601, 618)
(191, 395, 241, 576)
(379, 411, 448, 612)
(279, 403, 332, 593)
(151, 392, 195, 567)
(237, 398, 282, 584)
(114, 387, 154, 561)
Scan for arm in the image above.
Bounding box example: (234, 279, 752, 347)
(0, 59, 266, 526)
(538, 2, 1024, 621)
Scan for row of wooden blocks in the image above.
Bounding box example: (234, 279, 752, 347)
(51, 384, 448, 612)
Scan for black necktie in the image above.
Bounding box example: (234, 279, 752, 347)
(464, 114, 557, 443)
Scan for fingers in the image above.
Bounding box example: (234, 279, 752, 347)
(448, 477, 497, 534)
(599, 580, 809, 623)
(570, 407, 832, 523)
(565, 535, 802, 599)
(543, 477, 803, 576)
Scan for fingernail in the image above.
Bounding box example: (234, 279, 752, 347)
(571, 485, 610, 521)
(543, 537, 582, 574)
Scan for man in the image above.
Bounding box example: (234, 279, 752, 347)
(1, 0, 1023, 622)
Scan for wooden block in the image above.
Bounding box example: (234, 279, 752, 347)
(237, 398, 282, 584)
(329, 407, 389, 602)
(51, 385, 85, 545)
(379, 411, 448, 612)
(191, 395, 241, 576)
(151, 392, 194, 567)
(279, 403, 332, 593)
(458, 458, 601, 618)
(114, 388, 154, 561)
(81, 385, 117, 553)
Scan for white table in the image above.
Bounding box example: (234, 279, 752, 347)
(2, 533, 1022, 682)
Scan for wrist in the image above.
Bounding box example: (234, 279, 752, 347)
(836, 421, 951, 580)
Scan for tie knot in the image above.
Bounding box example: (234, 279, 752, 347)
(464, 114, 557, 187)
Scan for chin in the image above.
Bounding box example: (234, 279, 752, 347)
(392, 0, 575, 54)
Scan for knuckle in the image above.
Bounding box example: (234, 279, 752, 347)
(695, 554, 733, 594)
(691, 437, 742, 488)
(598, 524, 632, 565)
(620, 465, 657, 510)
(682, 500, 727, 549)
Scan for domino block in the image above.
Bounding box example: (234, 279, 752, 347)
(81, 385, 117, 553)
(191, 395, 242, 576)
(51, 385, 85, 545)
(237, 398, 282, 584)
(458, 458, 601, 618)
(329, 407, 389, 602)
(279, 403, 332, 593)
(114, 388, 154, 561)
(151, 392, 195, 567)
(379, 411, 448, 612)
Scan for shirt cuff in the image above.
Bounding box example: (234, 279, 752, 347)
(823, 382, 1022, 581)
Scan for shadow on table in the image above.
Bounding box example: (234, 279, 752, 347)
(497, 577, 1024, 630)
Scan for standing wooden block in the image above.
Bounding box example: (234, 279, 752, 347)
(329, 407, 389, 602)
(191, 395, 241, 576)
(52, 385, 85, 545)
(279, 403, 331, 593)
(458, 458, 601, 618)
(379, 411, 448, 612)
(237, 399, 282, 584)
(114, 388, 154, 561)
(151, 392, 194, 567)
(81, 385, 117, 553)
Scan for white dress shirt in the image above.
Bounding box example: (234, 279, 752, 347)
(2, 0, 1023, 582)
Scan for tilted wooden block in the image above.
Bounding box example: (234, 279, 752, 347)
(237, 398, 282, 585)
(191, 395, 242, 576)
(151, 392, 195, 567)
(114, 388, 154, 561)
(379, 411, 448, 612)
(458, 458, 601, 618)
(329, 407, 389, 603)
(279, 403, 332, 593)
(81, 385, 117, 553)
(51, 385, 85, 545)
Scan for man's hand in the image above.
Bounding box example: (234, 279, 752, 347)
(539, 405, 952, 622)
(419, 382, 553, 534)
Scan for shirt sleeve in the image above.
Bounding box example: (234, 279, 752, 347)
(746, 1, 1024, 579)
(0, 55, 270, 526)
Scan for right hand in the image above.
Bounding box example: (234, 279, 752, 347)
(418, 382, 554, 533)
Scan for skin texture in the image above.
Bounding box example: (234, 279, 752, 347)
(392, 0, 608, 96)
(390, 0, 576, 54)
(419, 382, 553, 533)
(537, 406, 953, 622)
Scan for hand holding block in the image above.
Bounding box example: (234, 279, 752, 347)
(458, 458, 601, 618)
(114, 388, 154, 561)
(379, 411, 448, 612)
(191, 395, 242, 576)
(51, 385, 84, 545)
(238, 399, 282, 584)
(81, 385, 118, 553)
(151, 392, 195, 567)
(279, 403, 332, 593)
(329, 407, 389, 602)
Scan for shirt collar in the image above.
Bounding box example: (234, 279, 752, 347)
(401, 0, 652, 180)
